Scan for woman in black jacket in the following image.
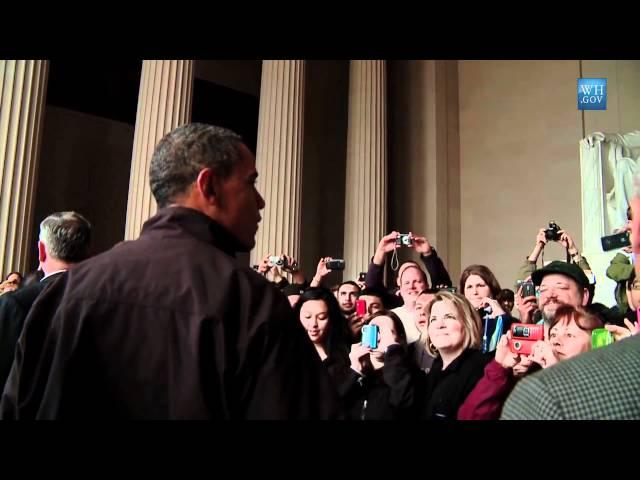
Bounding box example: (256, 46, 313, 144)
(418, 291, 492, 420)
(294, 287, 351, 375)
(336, 310, 424, 420)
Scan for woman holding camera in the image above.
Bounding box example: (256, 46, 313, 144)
(336, 310, 425, 420)
(460, 265, 514, 353)
(458, 305, 604, 420)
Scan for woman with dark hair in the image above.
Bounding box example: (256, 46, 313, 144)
(0, 272, 23, 295)
(294, 287, 351, 369)
(459, 264, 513, 352)
(337, 310, 424, 420)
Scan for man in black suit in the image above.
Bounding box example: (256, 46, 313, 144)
(0, 211, 91, 391)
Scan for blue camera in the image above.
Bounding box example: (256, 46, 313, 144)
(361, 324, 379, 349)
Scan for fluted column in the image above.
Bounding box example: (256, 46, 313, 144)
(343, 60, 387, 281)
(0, 60, 49, 276)
(124, 60, 194, 240)
(250, 60, 305, 265)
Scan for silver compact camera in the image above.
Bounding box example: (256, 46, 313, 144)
(396, 233, 412, 247)
(268, 255, 286, 267)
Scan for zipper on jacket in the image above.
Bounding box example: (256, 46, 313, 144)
(361, 399, 368, 420)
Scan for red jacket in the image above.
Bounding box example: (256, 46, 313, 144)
(457, 359, 516, 420)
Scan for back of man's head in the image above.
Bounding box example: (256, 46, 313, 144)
(39, 211, 92, 263)
(149, 123, 243, 208)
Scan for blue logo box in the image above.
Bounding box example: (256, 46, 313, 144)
(578, 78, 607, 110)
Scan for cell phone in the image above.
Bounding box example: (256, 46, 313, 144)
(326, 259, 345, 271)
(591, 328, 614, 349)
(520, 280, 536, 298)
(516, 279, 536, 297)
(509, 323, 545, 355)
(601, 231, 631, 251)
(356, 299, 367, 317)
(361, 324, 379, 349)
(358, 271, 366, 282)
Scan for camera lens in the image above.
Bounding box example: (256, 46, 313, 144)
(514, 341, 522, 350)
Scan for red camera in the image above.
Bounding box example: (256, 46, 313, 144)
(356, 299, 367, 317)
(509, 323, 544, 355)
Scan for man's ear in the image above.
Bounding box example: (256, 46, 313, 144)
(37, 241, 47, 264)
(195, 168, 218, 205)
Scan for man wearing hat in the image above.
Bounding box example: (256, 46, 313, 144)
(502, 200, 640, 420)
(519, 261, 591, 331)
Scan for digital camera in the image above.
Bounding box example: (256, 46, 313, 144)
(544, 221, 562, 242)
(591, 328, 614, 349)
(600, 231, 631, 251)
(326, 259, 345, 271)
(395, 233, 413, 247)
(516, 279, 536, 298)
(268, 255, 286, 267)
(358, 271, 366, 282)
(268, 256, 298, 272)
(361, 324, 379, 349)
(356, 299, 367, 317)
(509, 323, 545, 355)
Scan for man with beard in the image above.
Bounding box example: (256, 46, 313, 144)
(501, 196, 640, 420)
(517, 261, 591, 335)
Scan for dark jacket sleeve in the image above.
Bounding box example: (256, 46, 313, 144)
(382, 344, 427, 413)
(334, 369, 361, 400)
(457, 359, 516, 420)
(420, 250, 452, 288)
(0, 296, 25, 393)
(0, 276, 68, 420)
(235, 271, 343, 420)
(365, 261, 385, 289)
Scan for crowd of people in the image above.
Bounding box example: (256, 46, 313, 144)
(0, 122, 638, 419)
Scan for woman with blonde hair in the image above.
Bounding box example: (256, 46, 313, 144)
(417, 291, 491, 420)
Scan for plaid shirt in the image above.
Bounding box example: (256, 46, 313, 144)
(501, 334, 640, 420)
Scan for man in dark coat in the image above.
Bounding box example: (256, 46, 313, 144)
(0, 211, 91, 392)
(0, 123, 341, 420)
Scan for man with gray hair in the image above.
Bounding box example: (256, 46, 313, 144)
(0, 211, 91, 391)
(1, 123, 341, 420)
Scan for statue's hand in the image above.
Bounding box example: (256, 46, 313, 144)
(585, 132, 607, 147)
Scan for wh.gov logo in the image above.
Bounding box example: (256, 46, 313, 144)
(578, 78, 606, 110)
